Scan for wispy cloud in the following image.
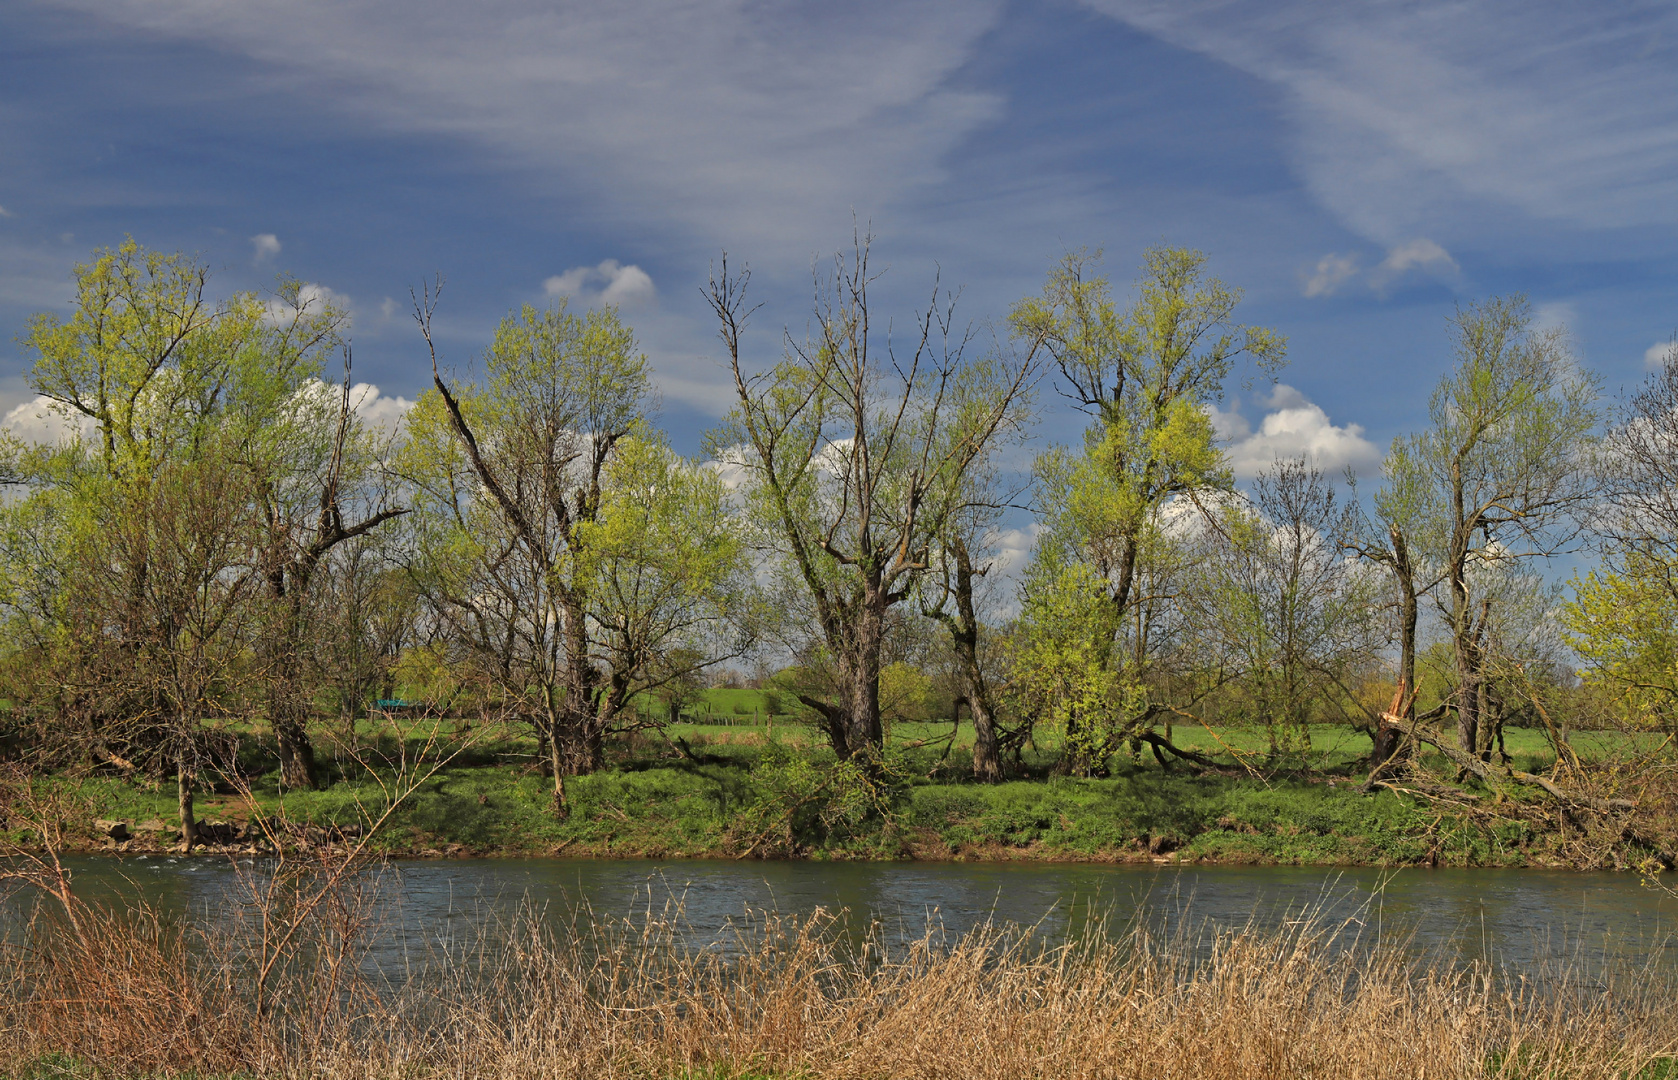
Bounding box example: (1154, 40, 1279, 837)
(1302, 253, 1358, 297)
(48, 0, 1006, 263)
(1080, 2, 1678, 244)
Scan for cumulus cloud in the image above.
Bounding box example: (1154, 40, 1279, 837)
(2, 395, 95, 445)
(544, 260, 656, 310)
(1647, 339, 1676, 369)
(349, 382, 414, 436)
(250, 232, 281, 262)
(1211, 384, 1381, 479)
(987, 524, 1042, 580)
(1302, 253, 1358, 298)
(264, 282, 352, 326)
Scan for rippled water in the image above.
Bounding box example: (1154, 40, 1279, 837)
(22, 856, 1672, 980)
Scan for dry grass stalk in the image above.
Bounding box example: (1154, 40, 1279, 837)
(4, 884, 1678, 1080)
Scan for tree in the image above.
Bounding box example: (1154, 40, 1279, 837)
(408, 295, 750, 805)
(250, 354, 407, 790)
(917, 350, 1040, 781)
(1346, 450, 1440, 734)
(706, 235, 1037, 762)
(921, 526, 1009, 780)
(1563, 339, 1678, 726)
(1008, 246, 1285, 772)
(1188, 460, 1381, 758)
(10, 241, 398, 820)
(1386, 297, 1597, 760)
(67, 440, 262, 849)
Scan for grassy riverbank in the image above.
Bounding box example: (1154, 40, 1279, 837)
(31, 718, 1667, 870)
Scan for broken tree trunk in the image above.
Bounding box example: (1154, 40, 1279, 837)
(1377, 713, 1636, 814)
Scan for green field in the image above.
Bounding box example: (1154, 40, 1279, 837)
(26, 712, 1663, 870)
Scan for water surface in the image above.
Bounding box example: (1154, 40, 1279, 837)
(29, 856, 1672, 980)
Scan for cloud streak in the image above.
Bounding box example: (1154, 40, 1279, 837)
(44, 0, 1007, 262)
(1081, 1, 1678, 244)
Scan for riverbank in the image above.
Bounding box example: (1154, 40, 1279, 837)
(25, 721, 1667, 871)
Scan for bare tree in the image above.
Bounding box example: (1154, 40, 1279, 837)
(707, 234, 1037, 761)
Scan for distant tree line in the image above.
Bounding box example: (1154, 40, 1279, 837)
(2, 236, 1673, 830)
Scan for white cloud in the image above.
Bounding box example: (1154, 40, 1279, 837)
(264, 281, 351, 326)
(1302, 252, 1358, 298)
(46, 1, 1005, 261)
(1647, 340, 1676, 370)
(1369, 238, 1457, 292)
(349, 382, 414, 436)
(251, 232, 281, 262)
(2, 394, 95, 445)
(1213, 384, 1381, 479)
(1079, 2, 1678, 243)
(543, 259, 656, 310)
(987, 523, 1042, 581)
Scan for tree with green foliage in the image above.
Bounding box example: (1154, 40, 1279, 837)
(409, 295, 750, 807)
(706, 236, 1036, 762)
(1385, 297, 1597, 761)
(1008, 246, 1286, 773)
(6, 240, 403, 837)
(1564, 341, 1678, 727)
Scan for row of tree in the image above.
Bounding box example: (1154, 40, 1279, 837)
(1, 238, 1673, 830)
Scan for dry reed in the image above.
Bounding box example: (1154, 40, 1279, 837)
(3, 876, 1676, 1080)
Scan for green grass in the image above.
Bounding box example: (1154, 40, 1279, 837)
(33, 717, 1645, 869)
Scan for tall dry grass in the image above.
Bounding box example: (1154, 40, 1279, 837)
(4, 877, 1677, 1080)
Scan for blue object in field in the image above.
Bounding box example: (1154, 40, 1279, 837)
(375, 699, 419, 709)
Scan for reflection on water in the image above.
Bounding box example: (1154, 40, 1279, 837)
(20, 856, 1676, 978)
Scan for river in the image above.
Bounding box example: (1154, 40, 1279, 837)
(17, 856, 1672, 982)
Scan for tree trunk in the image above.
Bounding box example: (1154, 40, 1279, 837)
(546, 715, 570, 814)
(176, 759, 198, 852)
(274, 714, 319, 790)
(950, 544, 1002, 782)
(1389, 523, 1419, 722)
(536, 729, 553, 777)
(843, 596, 886, 759)
(554, 592, 599, 778)
(969, 692, 1003, 783)
(1456, 654, 1480, 762)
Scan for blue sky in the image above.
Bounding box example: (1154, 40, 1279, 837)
(2, 0, 1675, 485)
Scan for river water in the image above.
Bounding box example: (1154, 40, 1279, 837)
(22, 856, 1674, 981)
